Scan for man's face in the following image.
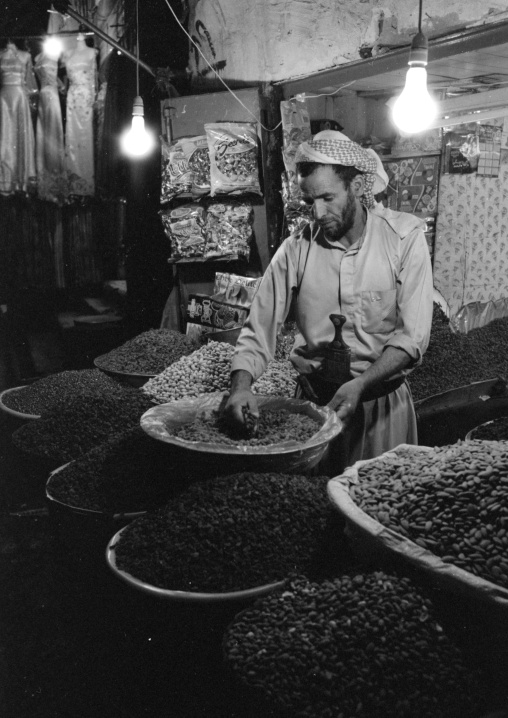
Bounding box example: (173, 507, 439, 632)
(299, 165, 357, 242)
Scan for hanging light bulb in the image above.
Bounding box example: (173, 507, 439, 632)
(120, 95, 155, 157)
(391, 0, 437, 134)
(43, 35, 63, 60)
(120, 0, 155, 158)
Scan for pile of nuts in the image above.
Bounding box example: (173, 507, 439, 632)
(469, 416, 508, 441)
(142, 341, 234, 403)
(168, 408, 320, 447)
(113, 472, 346, 592)
(46, 427, 190, 513)
(252, 360, 298, 397)
(94, 329, 198, 375)
(223, 571, 483, 718)
(351, 441, 508, 588)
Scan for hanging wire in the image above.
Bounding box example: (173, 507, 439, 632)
(418, 0, 423, 33)
(135, 0, 140, 96)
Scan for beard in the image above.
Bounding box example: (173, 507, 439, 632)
(320, 187, 357, 241)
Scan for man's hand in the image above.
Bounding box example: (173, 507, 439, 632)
(225, 369, 259, 427)
(326, 378, 364, 427)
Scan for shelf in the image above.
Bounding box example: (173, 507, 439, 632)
(167, 256, 247, 265)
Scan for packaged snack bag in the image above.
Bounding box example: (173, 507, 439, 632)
(204, 200, 254, 261)
(180, 135, 211, 197)
(159, 204, 206, 259)
(160, 137, 192, 203)
(280, 98, 311, 201)
(205, 122, 262, 197)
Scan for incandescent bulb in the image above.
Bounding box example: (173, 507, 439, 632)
(120, 97, 156, 158)
(392, 68, 437, 135)
(43, 36, 63, 60)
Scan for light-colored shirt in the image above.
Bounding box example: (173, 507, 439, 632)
(231, 204, 434, 381)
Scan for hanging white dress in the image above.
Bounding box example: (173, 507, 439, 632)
(63, 39, 97, 197)
(0, 43, 37, 195)
(34, 52, 67, 204)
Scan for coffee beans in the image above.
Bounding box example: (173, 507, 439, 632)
(113, 472, 345, 592)
(352, 441, 508, 589)
(94, 329, 198, 375)
(168, 408, 319, 446)
(224, 571, 483, 718)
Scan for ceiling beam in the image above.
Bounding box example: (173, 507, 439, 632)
(277, 19, 508, 99)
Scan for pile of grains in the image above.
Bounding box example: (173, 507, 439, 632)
(252, 360, 298, 397)
(12, 376, 153, 463)
(46, 427, 190, 513)
(94, 329, 198, 375)
(274, 325, 298, 362)
(142, 341, 234, 403)
(410, 304, 508, 401)
(113, 472, 346, 592)
(469, 416, 508, 441)
(1, 369, 123, 417)
(351, 441, 508, 588)
(168, 408, 320, 446)
(223, 572, 483, 718)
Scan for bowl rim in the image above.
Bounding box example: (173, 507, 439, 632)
(140, 392, 342, 457)
(0, 386, 41, 420)
(94, 355, 157, 380)
(106, 524, 285, 603)
(465, 415, 508, 442)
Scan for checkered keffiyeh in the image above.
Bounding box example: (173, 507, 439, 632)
(295, 134, 382, 208)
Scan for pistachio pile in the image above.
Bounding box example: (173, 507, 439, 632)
(94, 329, 198, 375)
(252, 360, 298, 397)
(351, 441, 508, 588)
(223, 572, 483, 718)
(168, 408, 320, 447)
(113, 472, 346, 593)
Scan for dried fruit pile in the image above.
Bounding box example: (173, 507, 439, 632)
(12, 374, 153, 463)
(46, 427, 189, 513)
(2, 369, 120, 417)
(410, 304, 508, 401)
(223, 572, 483, 718)
(168, 408, 319, 447)
(114, 472, 345, 592)
(352, 441, 508, 588)
(94, 329, 198, 375)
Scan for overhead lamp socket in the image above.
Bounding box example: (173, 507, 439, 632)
(408, 31, 429, 66)
(132, 96, 144, 117)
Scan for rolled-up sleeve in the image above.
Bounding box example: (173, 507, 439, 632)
(231, 241, 298, 381)
(383, 227, 433, 366)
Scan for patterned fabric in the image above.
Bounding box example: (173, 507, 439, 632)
(295, 130, 386, 208)
(433, 163, 508, 322)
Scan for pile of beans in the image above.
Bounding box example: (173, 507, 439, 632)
(113, 472, 346, 592)
(94, 329, 198, 375)
(142, 341, 234, 403)
(410, 304, 508, 401)
(46, 427, 189, 513)
(252, 360, 298, 397)
(169, 408, 320, 447)
(12, 377, 153, 463)
(351, 441, 508, 588)
(469, 416, 508, 441)
(223, 571, 483, 718)
(1, 369, 124, 417)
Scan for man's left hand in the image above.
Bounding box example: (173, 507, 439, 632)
(326, 378, 364, 426)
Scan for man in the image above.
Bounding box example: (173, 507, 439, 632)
(225, 130, 433, 467)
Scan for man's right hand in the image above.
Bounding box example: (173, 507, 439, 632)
(225, 369, 259, 428)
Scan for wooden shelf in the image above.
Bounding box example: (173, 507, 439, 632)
(167, 256, 247, 265)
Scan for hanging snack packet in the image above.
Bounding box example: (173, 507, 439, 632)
(204, 200, 254, 261)
(280, 97, 311, 202)
(159, 204, 206, 259)
(160, 137, 192, 204)
(205, 122, 262, 197)
(180, 135, 211, 198)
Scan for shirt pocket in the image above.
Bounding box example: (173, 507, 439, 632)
(361, 289, 397, 334)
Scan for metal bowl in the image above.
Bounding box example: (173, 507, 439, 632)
(0, 386, 41, 421)
(106, 523, 284, 604)
(93, 355, 155, 388)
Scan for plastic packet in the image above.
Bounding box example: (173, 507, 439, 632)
(281, 172, 312, 235)
(280, 98, 311, 201)
(180, 135, 211, 197)
(205, 122, 262, 196)
(204, 200, 254, 260)
(160, 137, 192, 203)
(159, 204, 206, 258)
